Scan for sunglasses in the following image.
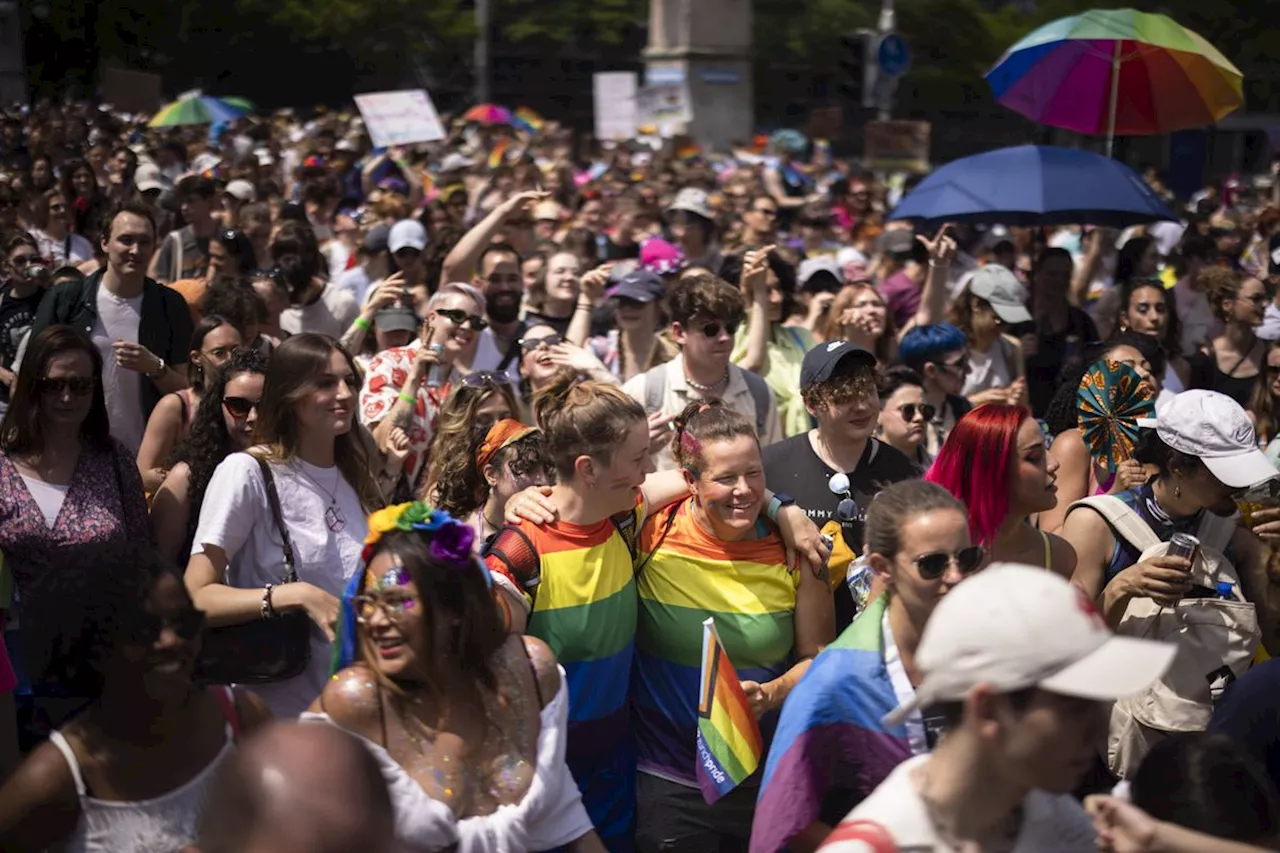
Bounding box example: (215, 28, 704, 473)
(519, 333, 564, 353)
(938, 357, 969, 374)
(127, 608, 207, 644)
(458, 371, 510, 389)
(912, 545, 986, 581)
(352, 591, 419, 624)
(38, 376, 95, 397)
(698, 320, 740, 338)
(435, 308, 488, 331)
(9, 253, 37, 266)
(222, 396, 261, 419)
(898, 403, 937, 423)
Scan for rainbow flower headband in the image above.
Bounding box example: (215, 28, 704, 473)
(331, 502, 492, 675)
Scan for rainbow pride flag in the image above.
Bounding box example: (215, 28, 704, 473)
(514, 106, 545, 134)
(487, 138, 509, 170)
(695, 616, 763, 804)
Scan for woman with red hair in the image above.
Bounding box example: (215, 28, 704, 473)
(925, 403, 1075, 578)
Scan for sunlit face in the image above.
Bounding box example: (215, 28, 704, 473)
(519, 323, 562, 389)
(878, 384, 928, 452)
(1104, 344, 1155, 389)
(673, 314, 738, 374)
(578, 199, 603, 230)
(544, 252, 580, 303)
(358, 552, 425, 681)
(106, 573, 203, 703)
(614, 296, 658, 332)
(193, 323, 244, 390)
(843, 286, 887, 339)
(427, 293, 485, 360)
(686, 435, 765, 540)
(38, 350, 96, 430)
(221, 372, 264, 449)
(1124, 285, 1169, 336)
(1007, 417, 1058, 515)
(580, 421, 653, 517)
(295, 350, 357, 437)
(102, 212, 157, 277)
(474, 393, 513, 433)
(871, 507, 979, 630)
(484, 444, 554, 511)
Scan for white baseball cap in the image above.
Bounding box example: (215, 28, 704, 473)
(388, 219, 428, 254)
(884, 564, 1175, 728)
(133, 163, 165, 194)
(968, 264, 1032, 325)
(1135, 389, 1277, 490)
(224, 179, 257, 203)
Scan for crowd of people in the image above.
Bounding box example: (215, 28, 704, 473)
(0, 100, 1270, 851)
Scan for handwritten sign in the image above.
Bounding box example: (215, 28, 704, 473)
(593, 72, 639, 142)
(354, 90, 446, 148)
(636, 84, 692, 137)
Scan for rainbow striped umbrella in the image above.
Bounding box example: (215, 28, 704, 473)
(512, 106, 545, 134)
(464, 104, 514, 126)
(149, 92, 251, 127)
(987, 9, 1242, 154)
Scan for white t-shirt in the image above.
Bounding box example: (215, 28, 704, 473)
(819, 755, 1097, 853)
(279, 281, 360, 340)
(33, 230, 94, 266)
(92, 287, 146, 453)
(21, 475, 68, 528)
(470, 327, 522, 383)
(192, 452, 369, 718)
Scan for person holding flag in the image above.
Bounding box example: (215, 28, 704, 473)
(632, 400, 834, 852)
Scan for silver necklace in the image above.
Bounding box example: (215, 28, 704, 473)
(685, 369, 728, 394)
(294, 462, 347, 532)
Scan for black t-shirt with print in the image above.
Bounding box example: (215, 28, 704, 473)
(0, 287, 44, 403)
(763, 434, 920, 630)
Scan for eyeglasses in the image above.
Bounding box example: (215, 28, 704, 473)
(912, 545, 986, 581)
(352, 591, 419, 624)
(127, 608, 207, 644)
(38, 376, 95, 397)
(222, 396, 260, 419)
(898, 403, 937, 423)
(698, 320, 740, 339)
(459, 371, 510, 389)
(519, 333, 564, 352)
(435, 308, 488, 331)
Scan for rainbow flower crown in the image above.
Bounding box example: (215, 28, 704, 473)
(332, 502, 491, 675)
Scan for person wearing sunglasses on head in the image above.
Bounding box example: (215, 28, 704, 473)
(151, 348, 269, 565)
(0, 540, 273, 852)
(359, 282, 489, 494)
(753, 480, 989, 853)
(898, 323, 973, 457)
(622, 273, 781, 471)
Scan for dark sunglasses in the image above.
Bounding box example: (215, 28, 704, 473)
(912, 545, 986, 581)
(459, 371, 510, 389)
(938, 357, 969, 374)
(519, 333, 564, 353)
(898, 403, 937, 423)
(38, 376, 95, 397)
(435, 308, 488, 331)
(9, 253, 37, 266)
(222, 396, 260, 419)
(127, 608, 207, 644)
(698, 320, 740, 338)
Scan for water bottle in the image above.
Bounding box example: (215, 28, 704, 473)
(846, 555, 875, 615)
(1217, 581, 1235, 601)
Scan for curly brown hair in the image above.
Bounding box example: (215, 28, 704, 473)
(667, 272, 745, 328)
(1198, 266, 1244, 322)
(801, 359, 879, 411)
(423, 381, 521, 509)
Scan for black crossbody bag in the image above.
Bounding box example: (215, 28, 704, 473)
(195, 456, 311, 685)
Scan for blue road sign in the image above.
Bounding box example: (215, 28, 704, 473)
(876, 33, 911, 78)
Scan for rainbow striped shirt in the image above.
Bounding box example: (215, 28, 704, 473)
(633, 499, 798, 787)
(484, 502, 642, 845)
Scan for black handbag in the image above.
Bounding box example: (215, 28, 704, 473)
(195, 456, 312, 685)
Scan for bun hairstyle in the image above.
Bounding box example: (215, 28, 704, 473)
(533, 373, 645, 480)
(669, 399, 757, 476)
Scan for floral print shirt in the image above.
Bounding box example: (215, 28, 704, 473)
(358, 340, 447, 490)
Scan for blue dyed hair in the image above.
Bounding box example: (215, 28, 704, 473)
(898, 323, 967, 373)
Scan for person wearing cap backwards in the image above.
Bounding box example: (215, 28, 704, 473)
(151, 174, 218, 284)
(817, 564, 1175, 853)
(1065, 390, 1280, 653)
(762, 340, 919, 629)
(950, 264, 1030, 407)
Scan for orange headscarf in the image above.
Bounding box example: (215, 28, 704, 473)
(475, 419, 538, 471)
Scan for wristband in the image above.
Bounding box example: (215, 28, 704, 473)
(354, 315, 372, 331)
(398, 391, 417, 404)
(261, 584, 277, 620)
(766, 493, 795, 522)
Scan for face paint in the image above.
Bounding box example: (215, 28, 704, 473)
(377, 564, 411, 591)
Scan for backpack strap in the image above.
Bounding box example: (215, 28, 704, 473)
(644, 362, 668, 415)
(1071, 495, 1163, 553)
(740, 368, 772, 437)
(1196, 510, 1236, 556)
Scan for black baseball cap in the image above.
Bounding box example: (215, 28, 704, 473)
(800, 341, 876, 391)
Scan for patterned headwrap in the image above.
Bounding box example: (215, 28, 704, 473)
(330, 502, 493, 675)
(475, 419, 538, 471)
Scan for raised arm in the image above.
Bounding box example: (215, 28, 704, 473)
(735, 245, 775, 375)
(441, 190, 548, 284)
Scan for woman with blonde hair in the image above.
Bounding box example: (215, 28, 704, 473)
(185, 334, 385, 717)
(819, 282, 897, 363)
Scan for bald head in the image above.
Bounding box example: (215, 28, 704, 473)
(194, 722, 396, 853)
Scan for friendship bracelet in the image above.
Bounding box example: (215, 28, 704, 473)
(261, 583, 277, 620)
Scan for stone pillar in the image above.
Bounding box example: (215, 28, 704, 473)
(0, 2, 25, 105)
(644, 0, 753, 151)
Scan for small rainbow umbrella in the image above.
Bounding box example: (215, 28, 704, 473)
(464, 104, 514, 126)
(987, 9, 1242, 155)
(148, 92, 251, 128)
(1077, 358, 1155, 474)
